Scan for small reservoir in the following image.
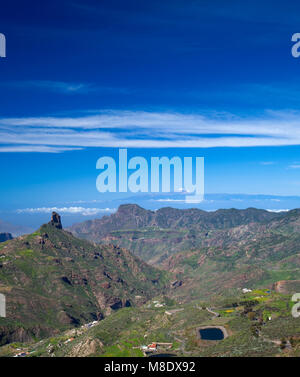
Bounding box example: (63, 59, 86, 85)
(197, 326, 228, 341)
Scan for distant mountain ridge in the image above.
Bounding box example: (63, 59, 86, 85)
(69, 204, 283, 264)
(68, 204, 300, 301)
(70, 204, 281, 237)
(0, 219, 32, 237)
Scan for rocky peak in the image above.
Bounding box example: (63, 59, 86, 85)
(117, 204, 149, 215)
(50, 212, 62, 229)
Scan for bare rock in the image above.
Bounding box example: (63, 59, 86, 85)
(50, 212, 62, 230)
(68, 337, 103, 357)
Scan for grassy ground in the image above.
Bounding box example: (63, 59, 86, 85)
(1, 289, 299, 357)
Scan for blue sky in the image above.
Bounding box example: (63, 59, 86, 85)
(1, 0, 300, 228)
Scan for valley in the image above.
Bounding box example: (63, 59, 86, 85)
(0, 205, 300, 357)
(1, 289, 299, 357)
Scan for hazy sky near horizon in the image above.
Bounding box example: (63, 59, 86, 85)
(2, 0, 300, 226)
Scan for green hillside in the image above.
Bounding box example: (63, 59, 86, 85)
(0, 213, 168, 345)
(1, 290, 299, 358)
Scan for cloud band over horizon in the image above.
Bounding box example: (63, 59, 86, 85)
(1, 109, 300, 152)
(16, 207, 116, 216)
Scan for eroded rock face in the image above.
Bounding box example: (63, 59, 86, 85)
(0, 325, 53, 346)
(68, 337, 103, 357)
(0, 327, 32, 345)
(50, 212, 62, 229)
(273, 280, 300, 294)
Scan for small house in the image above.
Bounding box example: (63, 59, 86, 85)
(147, 343, 157, 351)
(242, 288, 252, 293)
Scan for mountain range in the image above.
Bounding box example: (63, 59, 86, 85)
(1, 205, 300, 354)
(69, 205, 300, 300)
(0, 219, 32, 237)
(69, 204, 282, 264)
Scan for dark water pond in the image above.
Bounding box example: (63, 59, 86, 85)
(199, 327, 224, 340)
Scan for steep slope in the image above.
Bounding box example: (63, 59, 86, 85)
(161, 212, 300, 301)
(273, 280, 300, 294)
(69, 204, 282, 264)
(0, 213, 168, 345)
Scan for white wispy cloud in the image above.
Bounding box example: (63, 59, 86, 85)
(153, 198, 188, 203)
(152, 198, 214, 203)
(266, 209, 290, 213)
(2, 109, 300, 152)
(288, 164, 300, 169)
(0, 146, 83, 153)
(16, 207, 116, 216)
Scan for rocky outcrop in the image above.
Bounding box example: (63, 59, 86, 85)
(50, 212, 62, 229)
(0, 233, 13, 243)
(68, 337, 103, 357)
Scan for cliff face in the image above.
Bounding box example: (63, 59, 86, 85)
(0, 213, 168, 345)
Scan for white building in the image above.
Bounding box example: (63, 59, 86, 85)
(242, 288, 252, 293)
